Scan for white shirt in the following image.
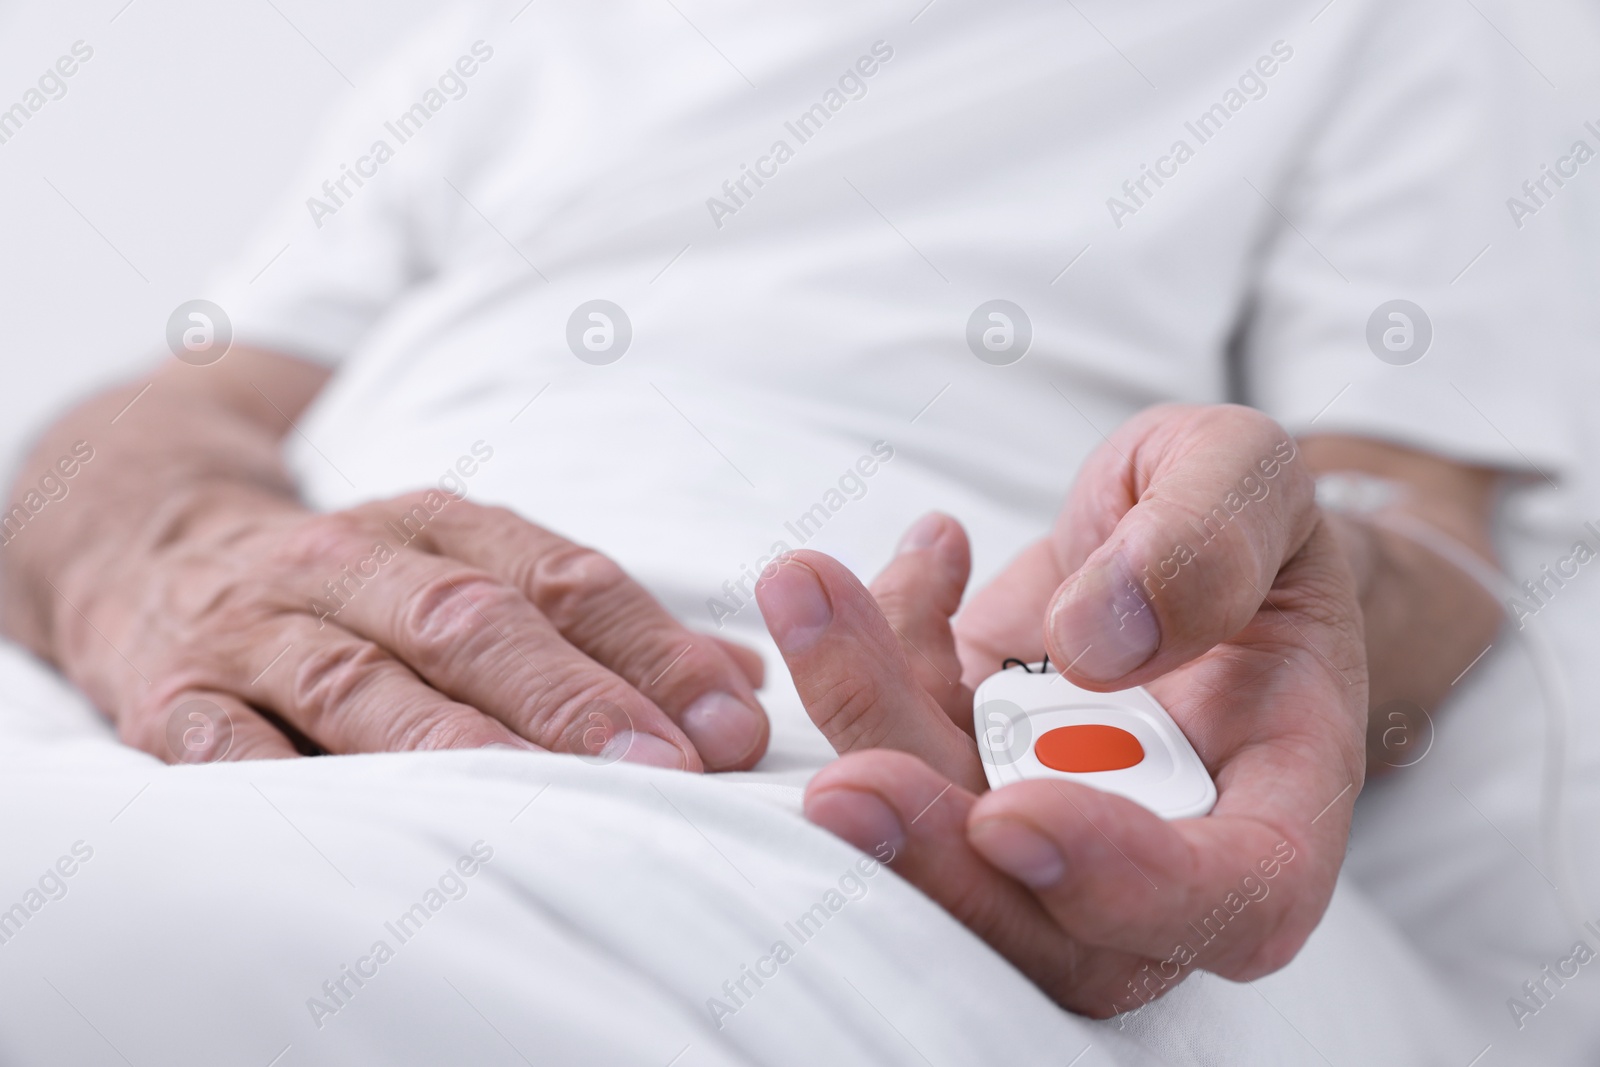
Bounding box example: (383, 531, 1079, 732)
(215, 0, 1581, 632)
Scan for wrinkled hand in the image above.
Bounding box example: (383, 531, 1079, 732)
(64, 485, 768, 768)
(756, 404, 1366, 1016)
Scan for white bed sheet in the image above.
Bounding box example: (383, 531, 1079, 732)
(0, 630, 1492, 1067)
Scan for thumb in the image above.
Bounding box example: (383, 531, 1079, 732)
(1046, 405, 1316, 687)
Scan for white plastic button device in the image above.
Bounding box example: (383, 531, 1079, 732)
(973, 663, 1216, 820)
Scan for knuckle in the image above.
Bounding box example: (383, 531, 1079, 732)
(290, 641, 391, 723)
(434, 499, 530, 543)
(528, 546, 630, 620)
(517, 671, 634, 749)
(1191, 402, 1287, 450)
(1219, 402, 1284, 435)
(1215, 408, 1313, 510)
(400, 573, 519, 661)
(276, 512, 372, 568)
(345, 488, 473, 549)
(382, 495, 446, 546)
(180, 569, 287, 632)
(137, 673, 211, 721)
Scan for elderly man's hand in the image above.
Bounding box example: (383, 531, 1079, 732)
(6, 349, 768, 769)
(756, 404, 1367, 1015)
(0, 350, 771, 767)
(61, 487, 770, 768)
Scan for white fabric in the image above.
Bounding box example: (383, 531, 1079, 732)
(0, 638, 1484, 1067)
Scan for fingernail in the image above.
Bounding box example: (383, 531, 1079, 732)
(680, 691, 763, 768)
(758, 558, 832, 652)
(805, 788, 907, 857)
(1049, 556, 1159, 682)
(602, 730, 687, 770)
(896, 512, 945, 554)
(970, 818, 1065, 888)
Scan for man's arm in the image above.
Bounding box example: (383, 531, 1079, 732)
(1299, 435, 1503, 769)
(1, 350, 769, 769)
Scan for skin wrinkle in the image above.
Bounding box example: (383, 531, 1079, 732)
(810, 672, 895, 750)
(524, 556, 748, 713)
(289, 641, 395, 731)
(402, 573, 515, 653)
(528, 546, 633, 623)
(509, 543, 765, 735)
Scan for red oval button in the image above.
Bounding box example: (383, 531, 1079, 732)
(1035, 725, 1145, 773)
